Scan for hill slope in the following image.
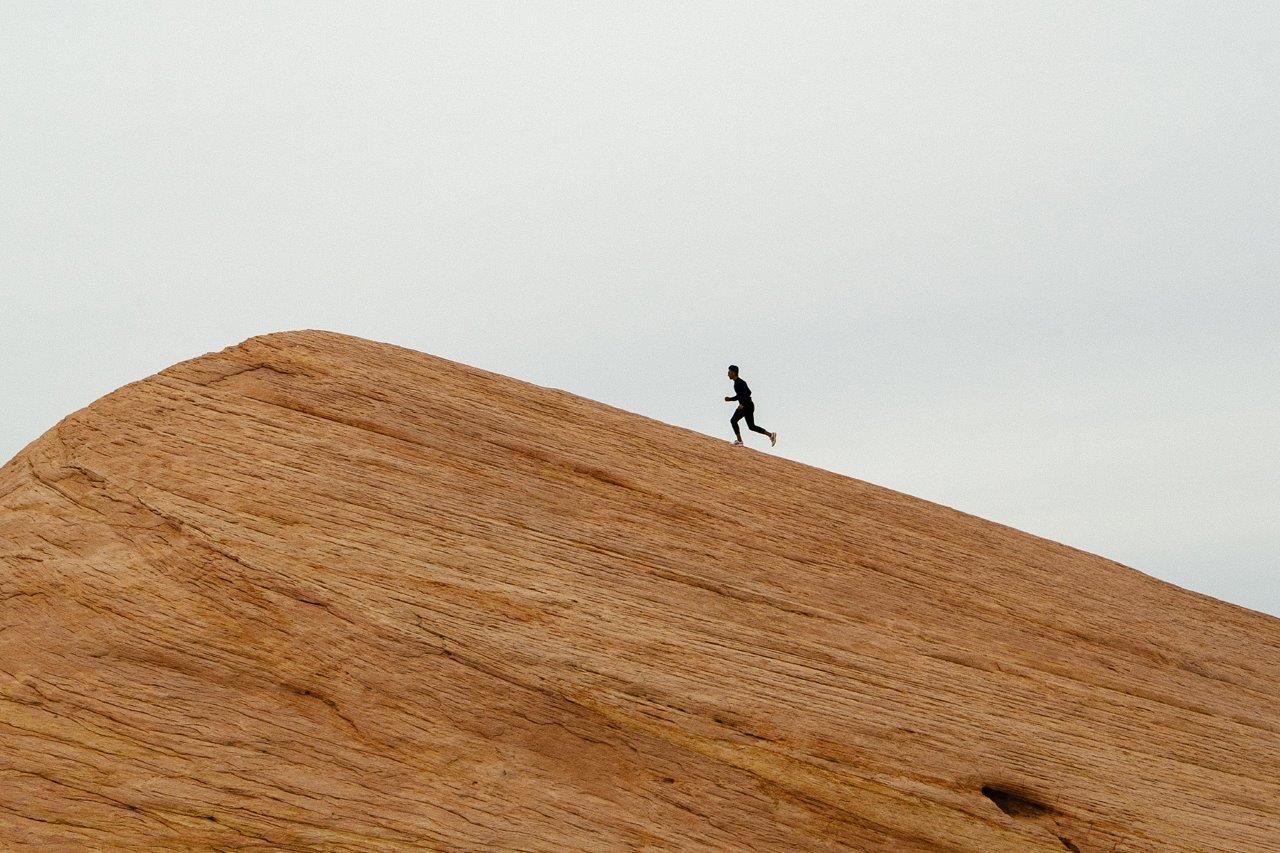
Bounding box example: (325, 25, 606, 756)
(2, 330, 1278, 851)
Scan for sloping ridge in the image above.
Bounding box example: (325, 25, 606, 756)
(2, 330, 1278, 851)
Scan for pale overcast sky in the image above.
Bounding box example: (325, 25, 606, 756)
(3, 3, 1277, 615)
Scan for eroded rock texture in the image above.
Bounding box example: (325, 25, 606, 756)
(1, 330, 1277, 851)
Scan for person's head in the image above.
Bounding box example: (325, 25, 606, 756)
(727, 364, 739, 380)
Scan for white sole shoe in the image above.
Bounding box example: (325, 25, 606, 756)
(769, 432, 778, 447)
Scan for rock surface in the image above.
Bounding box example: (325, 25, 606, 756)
(1, 330, 1278, 851)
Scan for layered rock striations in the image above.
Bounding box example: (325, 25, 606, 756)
(1, 331, 1278, 850)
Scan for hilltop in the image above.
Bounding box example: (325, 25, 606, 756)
(1, 331, 1277, 850)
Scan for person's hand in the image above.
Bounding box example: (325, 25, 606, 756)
(724, 396, 732, 401)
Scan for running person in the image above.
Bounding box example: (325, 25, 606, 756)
(724, 365, 777, 447)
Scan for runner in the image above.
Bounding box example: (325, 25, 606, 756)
(724, 364, 777, 447)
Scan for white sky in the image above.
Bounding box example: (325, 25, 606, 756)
(3, 3, 1277, 615)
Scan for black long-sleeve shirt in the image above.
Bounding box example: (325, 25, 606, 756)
(728, 377, 752, 403)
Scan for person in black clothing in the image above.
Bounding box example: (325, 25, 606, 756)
(725, 364, 777, 447)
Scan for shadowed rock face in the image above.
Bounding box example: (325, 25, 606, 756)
(1, 331, 1277, 851)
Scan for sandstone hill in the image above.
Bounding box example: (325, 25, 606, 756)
(2, 330, 1278, 851)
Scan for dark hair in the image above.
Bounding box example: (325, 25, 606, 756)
(728, 364, 739, 372)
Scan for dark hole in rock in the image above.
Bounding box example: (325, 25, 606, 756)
(980, 785, 1051, 819)
(981, 787, 1078, 851)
